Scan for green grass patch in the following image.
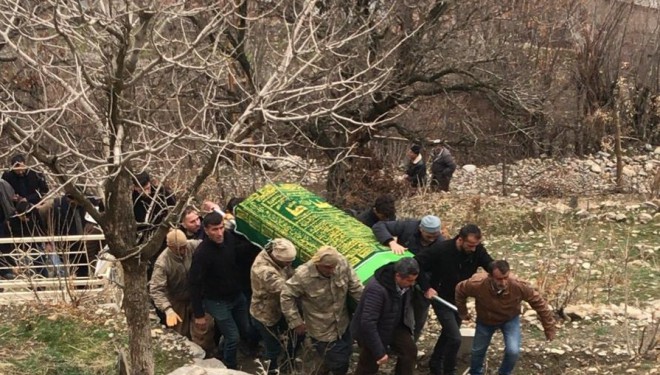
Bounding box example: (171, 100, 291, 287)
(594, 324, 610, 337)
(0, 314, 118, 375)
(0, 308, 190, 375)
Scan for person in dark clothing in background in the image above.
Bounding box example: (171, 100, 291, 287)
(189, 212, 249, 370)
(0, 180, 16, 279)
(2, 154, 49, 205)
(2, 200, 59, 278)
(132, 171, 176, 231)
(414, 224, 493, 375)
(39, 194, 99, 277)
(372, 215, 445, 342)
(132, 171, 176, 277)
(403, 144, 427, 188)
(351, 257, 419, 375)
(356, 194, 396, 228)
(430, 142, 457, 192)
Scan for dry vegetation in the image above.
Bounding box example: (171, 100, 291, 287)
(1, 0, 659, 374)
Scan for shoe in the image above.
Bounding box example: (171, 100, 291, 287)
(213, 349, 224, 361)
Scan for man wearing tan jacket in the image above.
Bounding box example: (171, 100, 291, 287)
(455, 260, 556, 375)
(149, 229, 215, 356)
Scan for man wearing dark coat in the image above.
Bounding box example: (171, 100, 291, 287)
(356, 194, 396, 228)
(2, 154, 49, 205)
(403, 144, 427, 188)
(372, 215, 445, 341)
(414, 224, 494, 375)
(430, 143, 457, 192)
(351, 258, 419, 375)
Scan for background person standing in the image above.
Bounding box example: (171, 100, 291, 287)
(429, 142, 456, 192)
(2, 154, 49, 205)
(403, 144, 427, 188)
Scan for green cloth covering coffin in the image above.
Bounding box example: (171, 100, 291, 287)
(234, 183, 412, 283)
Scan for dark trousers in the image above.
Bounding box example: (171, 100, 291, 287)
(204, 294, 249, 369)
(412, 288, 430, 342)
(254, 317, 303, 374)
(429, 303, 462, 375)
(311, 328, 352, 375)
(354, 325, 417, 375)
(242, 291, 262, 348)
(431, 175, 451, 192)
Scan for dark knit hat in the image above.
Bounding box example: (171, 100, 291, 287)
(10, 154, 25, 166)
(410, 144, 421, 155)
(134, 171, 151, 187)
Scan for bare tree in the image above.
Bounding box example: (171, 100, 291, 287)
(0, 1, 406, 373)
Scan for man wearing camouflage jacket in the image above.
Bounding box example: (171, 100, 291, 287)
(280, 246, 363, 375)
(250, 238, 301, 374)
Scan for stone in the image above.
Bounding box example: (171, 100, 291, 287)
(458, 328, 475, 357)
(622, 166, 636, 177)
(554, 203, 571, 214)
(259, 152, 305, 171)
(604, 212, 617, 221)
(654, 146, 660, 154)
(167, 367, 249, 375)
(615, 213, 627, 222)
(576, 209, 590, 218)
(590, 164, 602, 173)
(563, 305, 591, 320)
(638, 213, 653, 224)
(166, 359, 253, 375)
(462, 164, 477, 173)
(184, 340, 206, 359)
(597, 151, 610, 158)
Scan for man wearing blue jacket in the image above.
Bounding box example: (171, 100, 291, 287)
(351, 258, 420, 375)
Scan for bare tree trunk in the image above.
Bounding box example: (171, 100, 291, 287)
(121, 257, 154, 375)
(615, 108, 623, 192)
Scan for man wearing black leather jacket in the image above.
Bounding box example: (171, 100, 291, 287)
(414, 224, 493, 375)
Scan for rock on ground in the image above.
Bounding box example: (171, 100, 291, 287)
(166, 359, 252, 375)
